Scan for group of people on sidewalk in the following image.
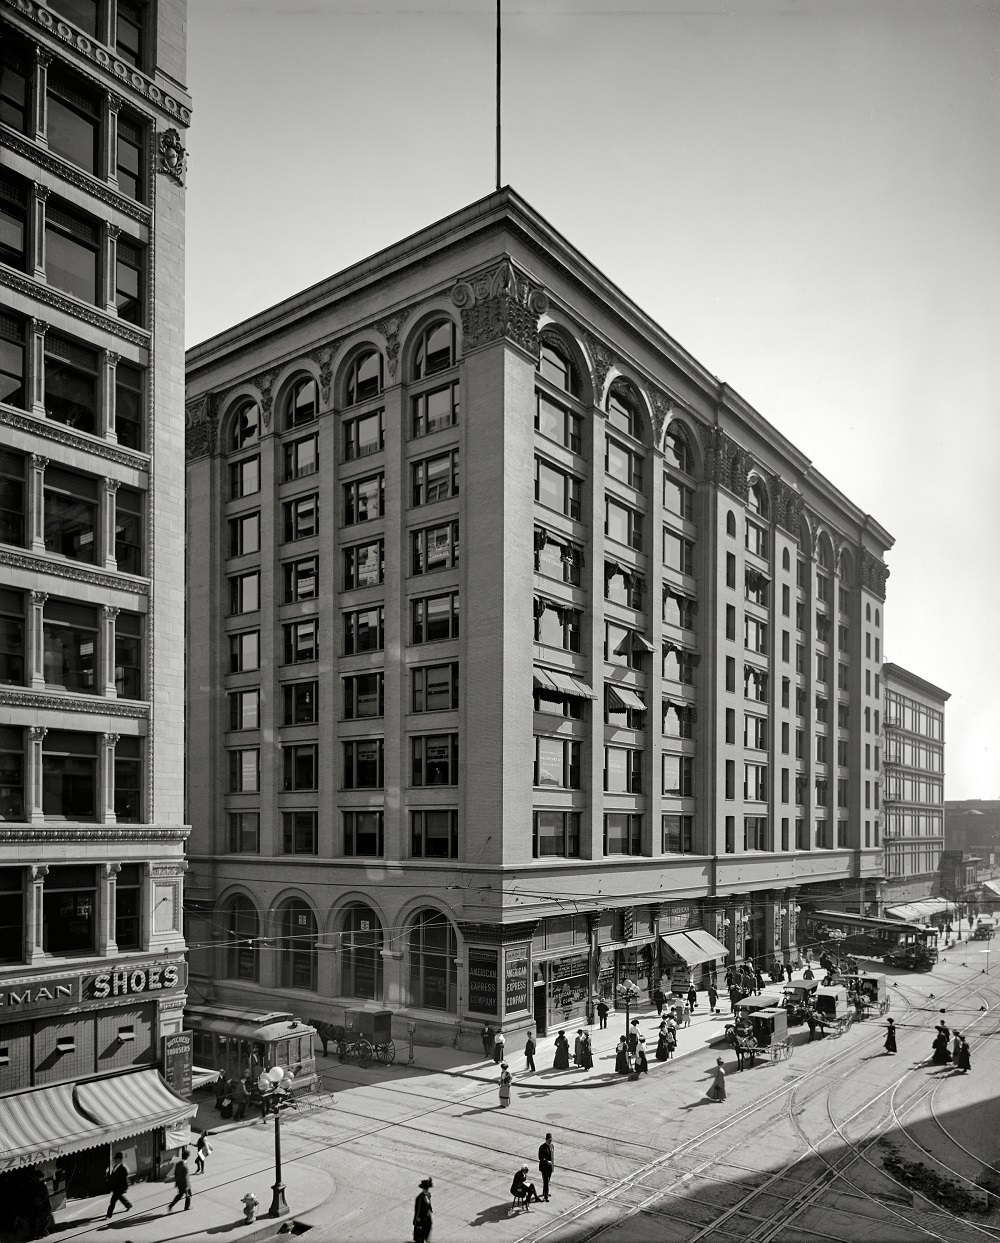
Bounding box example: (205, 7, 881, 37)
(104, 1129, 215, 1221)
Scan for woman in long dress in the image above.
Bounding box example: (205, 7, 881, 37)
(614, 1037, 630, 1074)
(931, 1025, 951, 1065)
(580, 1032, 594, 1071)
(665, 1028, 677, 1060)
(498, 1062, 512, 1107)
(553, 1030, 570, 1070)
(884, 1018, 896, 1055)
(655, 1030, 669, 1062)
(634, 1037, 649, 1076)
(956, 1037, 971, 1074)
(707, 1057, 727, 1102)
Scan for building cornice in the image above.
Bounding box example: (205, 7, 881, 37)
(0, 825, 189, 843)
(0, 549, 149, 596)
(883, 662, 951, 703)
(1, 405, 150, 474)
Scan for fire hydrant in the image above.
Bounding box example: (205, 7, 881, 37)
(241, 1192, 259, 1224)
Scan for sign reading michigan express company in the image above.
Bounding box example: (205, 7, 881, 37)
(467, 948, 499, 1015)
(504, 947, 530, 1015)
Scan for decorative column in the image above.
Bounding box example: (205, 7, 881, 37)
(29, 591, 48, 689)
(101, 350, 120, 441)
(103, 0, 119, 47)
(31, 183, 49, 282)
(315, 933, 338, 1000)
(101, 732, 119, 824)
(28, 319, 48, 417)
(28, 726, 47, 824)
(103, 92, 122, 187)
(102, 605, 119, 696)
(99, 861, 121, 954)
(31, 46, 50, 146)
(103, 222, 120, 315)
(103, 478, 119, 569)
(28, 863, 49, 962)
(783, 887, 800, 960)
(381, 945, 405, 1009)
(29, 455, 48, 553)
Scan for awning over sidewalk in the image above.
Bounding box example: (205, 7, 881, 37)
(0, 1070, 196, 1174)
(982, 879, 1000, 901)
(885, 898, 953, 922)
(660, 929, 729, 967)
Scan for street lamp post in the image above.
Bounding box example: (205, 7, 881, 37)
(617, 978, 640, 1052)
(266, 1066, 289, 1218)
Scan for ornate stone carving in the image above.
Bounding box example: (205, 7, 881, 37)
(253, 370, 276, 429)
(451, 258, 548, 358)
(105, 222, 121, 241)
(15, 2, 191, 124)
(583, 331, 615, 406)
(860, 548, 890, 600)
(649, 387, 674, 446)
(0, 129, 150, 224)
(105, 91, 122, 114)
(32, 182, 50, 202)
(157, 128, 187, 185)
(0, 549, 149, 595)
(309, 343, 338, 406)
(700, 426, 751, 499)
(31, 863, 49, 880)
(374, 309, 412, 381)
(29, 727, 47, 744)
(0, 408, 147, 469)
(150, 862, 188, 877)
(104, 861, 122, 877)
(774, 479, 803, 537)
(0, 268, 149, 347)
(184, 394, 218, 462)
(0, 688, 148, 718)
(30, 591, 48, 607)
(0, 826, 188, 843)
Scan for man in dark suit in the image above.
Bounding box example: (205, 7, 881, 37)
(538, 1133, 555, 1201)
(105, 1152, 132, 1218)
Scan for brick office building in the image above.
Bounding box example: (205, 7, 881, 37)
(0, 0, 192, 1195)
(184, 188, 892, 1044)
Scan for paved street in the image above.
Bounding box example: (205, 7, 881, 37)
(50, 934, 1000, 1243)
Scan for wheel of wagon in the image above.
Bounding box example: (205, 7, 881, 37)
(880, 999, 890, 1015)
(337, 1041, 349, 1061)
(780, 1039, 792, 1060)
(356, 1038, 373, 1069)
(376, 1040, 396, 1065)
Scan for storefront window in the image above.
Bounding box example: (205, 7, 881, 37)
(408, 909, 457, 1012)
(342, 904, 383, 1000)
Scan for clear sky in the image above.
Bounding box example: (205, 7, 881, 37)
(184, 0, 1000, 799)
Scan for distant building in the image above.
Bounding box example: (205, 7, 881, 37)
(881, 663, 949, 913)
(0, 0, 192, 1196)
(945, 799, 1000, 860)
(184, 188, 893, 1044)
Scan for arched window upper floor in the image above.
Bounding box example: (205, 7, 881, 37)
(228, 399, 261, 453)
(747, 477, 769, 518)
(413, 320, 458, 380)
(281, 374, 319, 430)
(538, 334, 581, 399)
(664, 421, 696, 477)
(606, 381, 646, 444)
(345, 348, 384, 407)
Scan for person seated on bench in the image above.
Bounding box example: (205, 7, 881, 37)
(511, 1165, 542, 1208)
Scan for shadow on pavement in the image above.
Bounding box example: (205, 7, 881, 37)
(469, 1201, 527, 1227)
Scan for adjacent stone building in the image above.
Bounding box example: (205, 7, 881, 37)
(184, 188, 892, 1044)
(0, 0, 192, 1195)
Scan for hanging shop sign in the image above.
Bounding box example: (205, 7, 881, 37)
(162, 1031, 193, 1097)
(504, 947, 530, 1015)
(467, 948, 499, 1016)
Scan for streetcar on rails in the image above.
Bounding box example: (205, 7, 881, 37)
(800, 910, 939, 970)
(186, 1004, 319, 1095)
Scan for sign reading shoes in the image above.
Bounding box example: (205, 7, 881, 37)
(0, 960, 187, 1016)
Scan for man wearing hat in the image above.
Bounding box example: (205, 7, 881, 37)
(511, 1164, 542, 1208)
(413, 1177, 433, 1241)
(538, 1133, 555, 1201)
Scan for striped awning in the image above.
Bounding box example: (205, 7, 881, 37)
(0, 1070, 195, 1174)
(660, 929, 729, 967)
(607, 685, 646, 712)
(533, 668, 597, 700)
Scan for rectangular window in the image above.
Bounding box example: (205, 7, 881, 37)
(115, 237, 143, 325)
(40, 732, 95, 820)
(282, 680, 318, 725)
(113, 738, 141, 825)
(116, 0, 146, 68)
(604, 813, 642, 856)
(816, 695, 829, 724)
(661, 645, 696, 685)
(114, 609, 142, 699)
(283, 743, 317, 791)
(44, 333, 98, 433)
(45, 200, 99, 303)
(47, 74, 99, 175)
(662, 753, 694, 797)
(343, 472, 384, 523)
(344, 671, 383, 719)
(782, 583, 790, 616)
(229, 457, 260, 500)
(411, 809, 458, 859)
(744, 816, 768, 850)
(606, 565, 644, 610)
(343, 738, 383, 789)
(114, 360, 143, 450)
(228, 512, 260, 558)
(282, 810, 318, 854)
(0, 588, 25, 685)
(344, 539, 384, 589)
(343, 810, 384, 858)
(817, 572, 831, 603)
(345, 605, 385, 653)
(536, 391, 582, 452)
(535, 531, 584, 586)
(228, 811, 260, 853)
(43, 599, 98, 693)
(44, 465, 97, 563)
(0, 727, 25, 821)
(411, 451, 459, 506)
(534, 736, 581, 788)
(744, 714, 768, 750)
(229, 571, 259, 615)
(604, 496, 642, 550)
(743, 664, 768, 703)
(816, 734, 828, 764)
(663, 528, 694, 575)
(412, 662, 459, 713)
(725, 656, 736, 693)
(0, 317, 26, 411)
(664, 700, 695, 740)
(532, 810, 581, 858)
(411, 592, 459, 644)
(116, 111, 144, 201)
(536, 458, 582, 520)
(745, 519, 768, 558)
(744, 763, 768, 801)
(282, 494, 318, 542)
(605, 620, 645, 670)
(228, 748, 259, 793)
(726, 605, 736, 641)
(412, 521, 459, 574)
(663, 474, 694, 521)
(282, 618, 318, 665)
(663, 587, 695, 630)
(114, 486, 143, 575)
(283, 556, 318, 602)
(284, 434, 318, 481)
(535, 602, 581, 653)
(42, 863, 97, 952)
(533, 690, 584, 720)
(605, 746, 642, 793)
(411, 734, 459, 786)
(726, 552, 736, 588)
(229, 630, 259, 674)
(817, 653, 829, 683)
(344, 408, 384, 459)
(0, 37, 31, 135)
(605, 437, 643, 489)
(228, 688, 260, 731)
(411, 380, 459, 437)
(745, 569, 770, 608)
(744, 615, 768, 654)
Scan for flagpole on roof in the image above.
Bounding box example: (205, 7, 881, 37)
(495, 0, 502, 189)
